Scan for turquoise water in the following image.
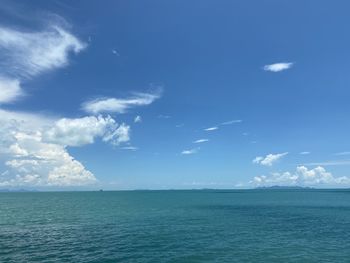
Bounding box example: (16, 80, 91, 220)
(1, 190, 349, 262)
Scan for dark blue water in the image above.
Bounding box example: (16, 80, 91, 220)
(1, 190, 350, 262)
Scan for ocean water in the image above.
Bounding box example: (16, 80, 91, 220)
(0, 190, 350, 262)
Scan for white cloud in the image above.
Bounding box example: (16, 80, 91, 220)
(263, 62, 293, 72)
(334, 151, 350, 156)
(0, 123, 96, 187)
(47, 159, 96, 186)
(0, 25, 85, 78)
(252, 166, 350, 187)
(0, 77, 23, 104)
(221, 120, 242, 125)
(300, 151, 310, 155)
(121, 146, 138, 151)
(204, 126, 218, 131)
(134, 115, 142, 123)
(43, 115, 130, 146)
(102, 123, 130, 145)
(181, 148, 199, 155)
(0, 110, 130, 187)
(0, 24, 85, 104)
(253, 152, 288, 166)
(158, 115, 171, 119)
(303, 160, 350, 166)
(0, 20, 112, 188)
(0, 18, 154, 188)
(193, 139, 209, 144)
(82, 90, 162, 114)
(112, 49, 120, 56)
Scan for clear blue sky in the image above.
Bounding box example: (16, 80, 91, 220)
(1, 0, 350, 189)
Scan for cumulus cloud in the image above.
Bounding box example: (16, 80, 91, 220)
(82, 89, 162, 114)
(181, 148, 199, 155)
(0, 114, 94, 187)
(44, 115, 129, 146)
(252, 166, 350, 187)
(0, 110, 130, 187)
(204, 126, 218, 131)
(193, 139, 209, 144)
(102, 123, 130, 146)
(263, 62, 293, 72)
(253, 152, 288, 166)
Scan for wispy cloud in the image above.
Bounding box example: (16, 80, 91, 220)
(204, 126, 218, 131)
(300, 151, 310, 155)
(82, 89, 162, 114)
(134, 115, 142, 123)
(0, 77, 23, 104)
(221, 120, 242, 125)
(0, 24, 85, 104)
(303, 160, 350, 166)
(263, 62, 293, 72)
(202, 119, 241, 132)
(0, 25, 85, 79)
(112, 49, 120, 56)
(253, 152, 288, 166)
(193, 139, 209, 144)
(181, 148, 199, 155)
(158, 114, 171, 119)
(334, 151, 350, 156)
(121, 146, 138, 151)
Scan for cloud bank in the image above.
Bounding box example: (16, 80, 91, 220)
(252, 166, 350, 187)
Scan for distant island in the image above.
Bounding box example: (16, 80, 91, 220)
(256, 186, 313, 190)
(0, 189, 39, 192)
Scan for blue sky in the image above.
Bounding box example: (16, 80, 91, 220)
(1, 0, 350, 189)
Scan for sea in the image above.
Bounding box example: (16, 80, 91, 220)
(1, 189, 349, 262)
